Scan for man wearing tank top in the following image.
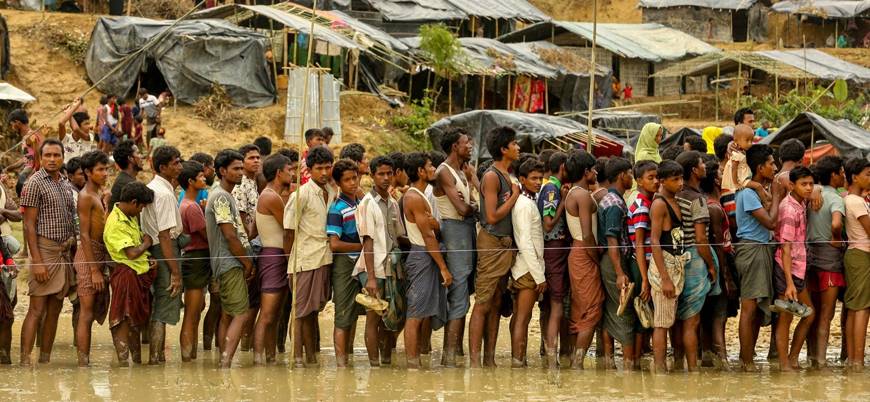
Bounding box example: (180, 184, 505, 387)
(401, 152, 452, 369)
(433, 128, 479, 366)
(469, 127, 521, 368)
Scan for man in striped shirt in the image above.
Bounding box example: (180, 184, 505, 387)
(627, 160, 657, 365)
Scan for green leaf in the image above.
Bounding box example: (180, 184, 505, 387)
(832, 79, 848, 103)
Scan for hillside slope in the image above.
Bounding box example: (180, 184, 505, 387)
(529, 0, 641, 22)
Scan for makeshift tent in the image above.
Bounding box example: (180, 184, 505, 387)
(444, 0, 550, 22)
(85, 17, 276, 107)
(0, 15, 9, 79)
(638, 0, 765, 42)
(653, 49, 870, 83)
(0, 83, 36, 104)
(498, 22, 719, 97)
(771, 1, 870, 18)
(571, 111, 662, 147)
(659, 127, 701, 150)
(759, 112, 870, 160)
(363, 0, 466, 22)
(428, 110, 630, 163)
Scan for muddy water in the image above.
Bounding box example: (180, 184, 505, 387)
(3, 300, 870, 401)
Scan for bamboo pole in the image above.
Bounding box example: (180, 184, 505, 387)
(480, 76, 485, 109)
(802, 34, 807, 94)
(292, 30, 298, 65)
(448, 77, 453, 115)
(809, 125, 815, 164)
(463, 75, 467, 111)
(290, 0, 319, 367)
(353, 53, 360, 91)
(544, 79, 549, 115)
(269, 1, 279, 92)
(715, 60, 720, 121)
(586, 0, 598, 153)
(735, 61, 742, 113)
(835, 21, 839, 48)
(127, 0, 132, 16)
(407, 66, 413, 100)
(774, 73, 779, 105)
(507, 76, 512, 110)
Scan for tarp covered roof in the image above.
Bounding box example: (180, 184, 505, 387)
(638, 0, 758, 9)
(498, 22, 719, 62)
(402, 37, 609, 78)
(659, 127, 702, 150)
(504, 41, 611, 77)
(327, 10, 408, 51)
(445, 0, 550, 21)
(193, 4, 360, 50)
(85, 17, 276, 107)
(771, 1, 870, 18)
(428, 110, 631, 161)
(362, 0, 549, 22)
(759, 112, 870, 159)
(0, 83, 36, 104)
(365, 0, 466, 22)
(653, 49, 870, 83)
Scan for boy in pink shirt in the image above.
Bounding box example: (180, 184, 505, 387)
(772, 166, 816, 371)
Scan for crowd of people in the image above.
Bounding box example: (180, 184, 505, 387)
(0, 104, 869, 373)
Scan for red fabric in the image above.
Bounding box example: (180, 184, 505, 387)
(808, 271, 846, 293)
(803, 144, 838, 166)
(623, 86, 633, 100)
(528, 79, 546, 113)
(109, 264, 157, 328)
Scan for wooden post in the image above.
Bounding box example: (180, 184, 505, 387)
(463, 75, 467, 111)
(507, 76, 512, 110)
(715, 60, 720, 122)
(544, 79, 549, 115)
(292, 30, 298, 65)
(127, 0, 132, 16)
(269, 0, 279, 91)
(835, 21, 839, 48)
(480, 76, 485, 109)
(471, 17, 476, 37)
(292, 0, 319, 366)
(448, 76, 453, 115)
(735, 61, 742, 113)
(495, 19, 499, 37)
(551, 23, 555, 43)
(353, 54, 360, 91)
(586, 0, 598, 153)
(809, 125, 815, 164)
(802, 34, 807, 94)
(407, 66, 413, 100)
(283, 28, 290, 69)
(774, 73, 779, 105)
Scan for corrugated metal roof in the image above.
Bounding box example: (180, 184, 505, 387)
(758, 49, 870, 83)
(499, 22, 719, 62)
(771, 1, 870, 18)
(638, 0, 758, 10)
(365, 0, 466, 21)
(445, 0, 550, 21)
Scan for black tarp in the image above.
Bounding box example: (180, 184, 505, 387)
(428, 109, 631, 163)
(571, 111, 661, 148)
(0, 16, 9, 80)
(659, 127, 701, 150)
(85, 16, 276, 107)
(759, 112, 870, 160)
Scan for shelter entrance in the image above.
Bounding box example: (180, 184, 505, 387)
(732, 10, 749, 42)
(136, 59, 169, 98)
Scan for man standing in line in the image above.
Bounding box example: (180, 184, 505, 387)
(19, 139, 77, 365)
(73, 151, 112, 367)
(469, 127, 521, 368)
(433, 128, 478, 367)
(284, 146, 335, 367)
(110, 140, 144, 211)
(233, 144, 262, 239)
(140, 145, 184, 364)
(206, 150, 256, 368)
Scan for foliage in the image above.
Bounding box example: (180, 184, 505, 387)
(742, 80, 869, 128)
(19, 22, 89, 65)
(389, 96, 434, 151)
(418, 24, 462, 80)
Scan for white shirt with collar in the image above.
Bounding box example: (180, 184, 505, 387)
(510, 192, 545, 284)
(141, 174, 183, 245)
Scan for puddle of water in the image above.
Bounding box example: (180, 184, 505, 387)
(3, 306, 870, 401)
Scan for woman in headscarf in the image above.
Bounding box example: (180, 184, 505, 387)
(635, 123, 663, 163)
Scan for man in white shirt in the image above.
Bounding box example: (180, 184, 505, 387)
(137, 88, 162, 141)
(509, 159, 547, 368)
(140, 145, 184, 365)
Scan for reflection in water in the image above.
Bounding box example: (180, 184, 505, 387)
(3, 312, 870, 400)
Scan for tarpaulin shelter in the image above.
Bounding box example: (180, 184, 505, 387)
(653, 49, 870, 84)
(771, 1, 870, 18)
(428, 110, 631, 163)
(85, 16, 276, 107)
(0, 83, 36, 104)
(659, 127, 702, 150)
(759, 112, 870, 160)
(498, 22, 719, 97)
(572, 111, 662, 147)
(638, 0, 766, 43)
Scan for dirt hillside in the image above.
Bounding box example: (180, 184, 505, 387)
(1, 9, 410, 158)
(528, 0, 642, 23)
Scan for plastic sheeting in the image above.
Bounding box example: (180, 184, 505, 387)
(659, 127, 701, 150)
(284, 68, 342, 143)
(571, 111, 662, 148)
(328, 10, 408, 52)
(756, 49, 870, 83)
(638, 0, 757, 9)
(771, 1, 870, 18)
(504, 42, 611, 77)
(365, 0, 466, 22)
(498, 22, 719, 63)
(193, 4, 359, 50)
(759, 112, 870, 160)
(85, 16, 276, 107)
(428, 110, 631, 162)
(445, 0, 550, 22)
(0, 83, 36, 103)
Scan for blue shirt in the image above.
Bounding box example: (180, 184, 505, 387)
(326, 193, 361, 259)
(755, 127, 769, 138)
(177, 189, 209, 206)
(536, 177, 566, 241)
(735, 188, 770, 243)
